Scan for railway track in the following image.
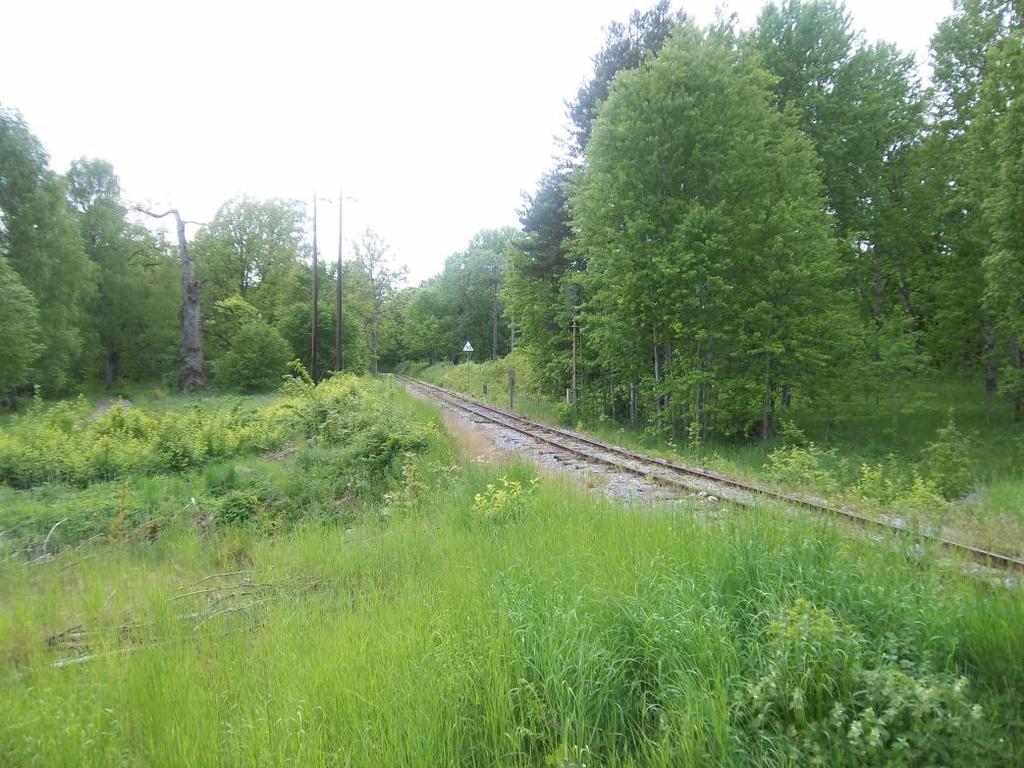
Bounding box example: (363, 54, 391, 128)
(394, 373, 1024, 574)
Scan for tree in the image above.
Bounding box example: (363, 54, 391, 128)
(751, 2, 931, 404)
(504, 171, 578, 390)
(571, 29, 853, 437)
(0, 108, 95, 394)
(213, 320, 292, 392)
(401, 284, 454, 364)
(980, 27, 1024, 417)
(135, 207, 205, 392)
(507, 3, 683, 395)
(67, 158, 178, 387)
(568, 0, 686, 157)
(350, 230, 406, 373)
(205, 294, 262, 355)
(193, 197, 306, 322)
(0, 257, 41, 406)
(927, 0, 1019, 385)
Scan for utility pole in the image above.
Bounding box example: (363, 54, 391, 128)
(491, 267, 499, 359)
(571, 316, 578, 405)
(310, 192, 319, 383)
(335, 190, 343, 373)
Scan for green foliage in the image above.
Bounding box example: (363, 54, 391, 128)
(394, 228, 516, 368)
(471, 475, 539, 524)
(0, 108, 95, 393)
(0, 256, 41, 393)
(192, 197, 306, 322)
(734, 598, 985, 765)
(205, 295, 261, 356)
(921, 410, 977, 499)
(764, 442, 837, 491)
(215, 489, 264, 527)
(0, 396, 289, 488)
(214, 321, 292, 393)
(0, 378, 445, 548)
(440, 351, 540, 400)
(0, 381, 1021, 765)
(66, 158, 180, 387)
(571, 29, 853, 438)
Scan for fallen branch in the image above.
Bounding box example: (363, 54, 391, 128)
(42, 518, 69, 555)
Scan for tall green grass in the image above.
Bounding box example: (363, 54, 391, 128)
(3, 488, 1021, 765)
(1, 382, 1021, 765)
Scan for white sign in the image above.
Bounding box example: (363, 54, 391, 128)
(462, 341, 474, 353)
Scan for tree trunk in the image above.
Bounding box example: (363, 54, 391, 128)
(983, 316, 998, 419)
(871, 245, 883, 370)
(629, 379, 638, 429)
(103, 348, 120, 389)
(1011, 337, 1023, 420)
(653, 338, 662, 429)
(761, 355, 774, 440)
(6, 388, 16, 412)
(136, 207, 204, 392)
(175, 215, 205, 391)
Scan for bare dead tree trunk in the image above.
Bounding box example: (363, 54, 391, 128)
(135, 207, 205, 392)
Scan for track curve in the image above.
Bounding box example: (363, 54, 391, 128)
(394, 373, 1024, 574)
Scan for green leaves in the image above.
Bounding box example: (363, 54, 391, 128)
(0, 109, 95, 394)
(572, 31, 850, 437)
(0, 257, 41, 394)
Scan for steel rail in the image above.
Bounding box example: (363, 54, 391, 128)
(394, 373, 1024, 573)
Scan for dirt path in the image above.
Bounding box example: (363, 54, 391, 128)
(85, 397, 132, 422)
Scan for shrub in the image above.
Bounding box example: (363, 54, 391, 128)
(471, 475, 539, 524)
(215, 489, 263, 526)
(0, 397, 290, 488)
(734, 598, 989, 765)
(764, 443, 837, 492)
(214, 321, 292, 392)
(921, 410, 976, 499)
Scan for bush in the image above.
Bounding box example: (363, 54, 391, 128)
(734, 598, 988, 766)
(215, 489, 264, 526)
(921, 410, 976, 499)
(214, 321, 292, 392)
(471, 475, 539, 524)
(0, 398, 290, 488)
(764, 442, 837, 492)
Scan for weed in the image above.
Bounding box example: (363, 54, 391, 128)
(471, 475, 540, 524)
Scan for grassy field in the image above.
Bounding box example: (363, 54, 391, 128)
(2, 377, 1022, 766)
(402, 359, 1024, 556)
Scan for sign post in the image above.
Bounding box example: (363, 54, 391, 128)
(462, 341, 474, 363)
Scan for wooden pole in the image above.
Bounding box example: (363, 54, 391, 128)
(311, 193, 319, 383)
(571, 317, 578, 404)
(335, 190, 343, 373)
(491, 268, 499, 359)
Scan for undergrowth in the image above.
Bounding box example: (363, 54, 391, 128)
(1, 380, 1022, 765)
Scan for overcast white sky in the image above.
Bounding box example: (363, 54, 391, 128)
(2, 0, 952, 283)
